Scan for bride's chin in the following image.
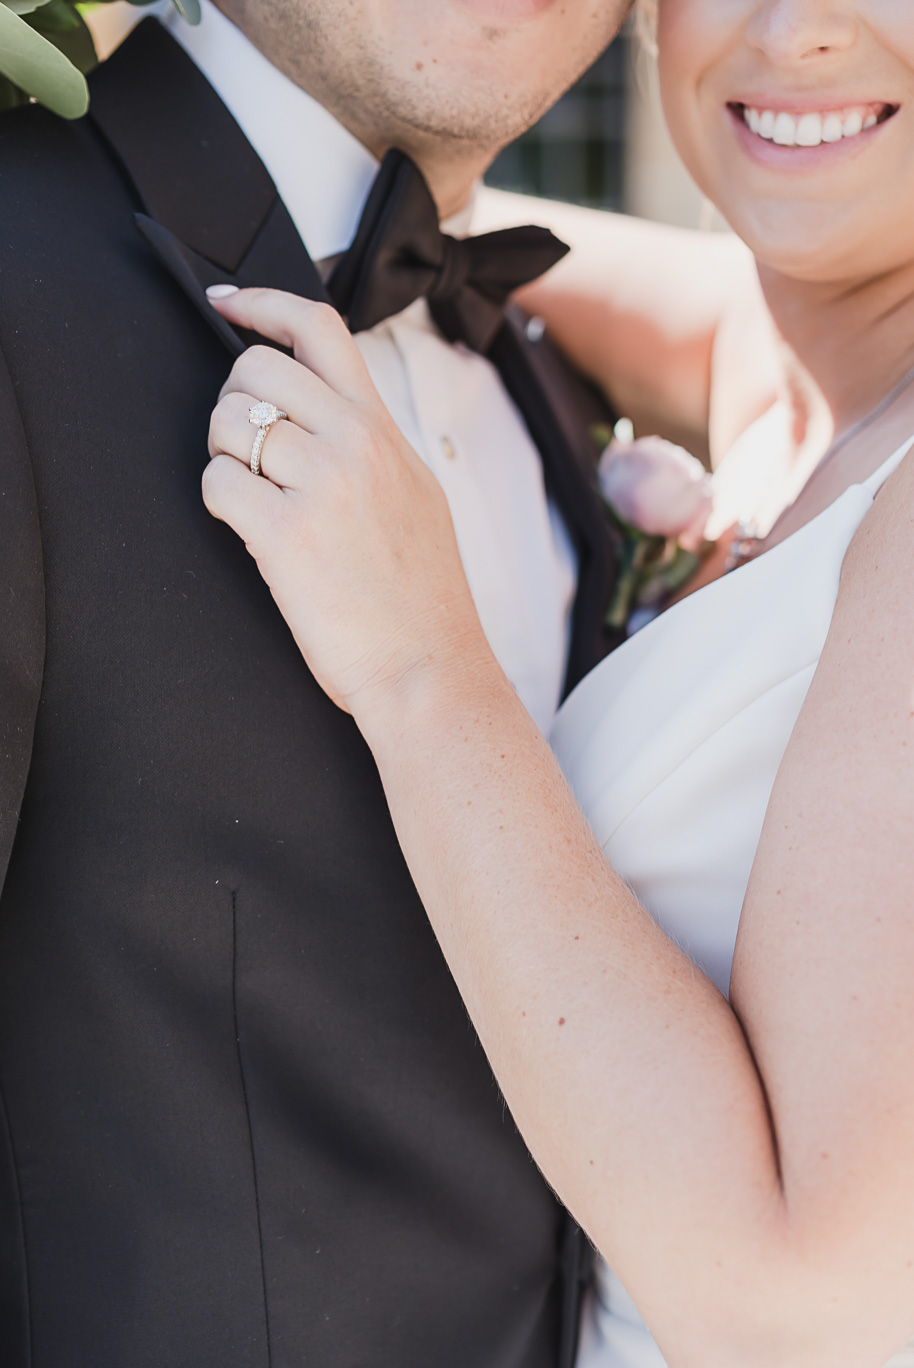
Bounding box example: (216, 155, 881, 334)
(716, 202, 878, 282)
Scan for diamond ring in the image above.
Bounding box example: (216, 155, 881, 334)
(248, 400, 288, 477)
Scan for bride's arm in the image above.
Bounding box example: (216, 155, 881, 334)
(204, 289, 914, 1368)
(475, 188, 780, 463)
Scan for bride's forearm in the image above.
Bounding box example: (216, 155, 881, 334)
(355, 656, 813, 1367)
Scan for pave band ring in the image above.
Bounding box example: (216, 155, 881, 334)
(248, 400, 288, 477)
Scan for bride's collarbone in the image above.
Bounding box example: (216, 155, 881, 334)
(749, 402, 914, 557)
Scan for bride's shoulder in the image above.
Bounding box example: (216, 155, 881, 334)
(842, 437, 914, 595)
(819, 437, 914, 724)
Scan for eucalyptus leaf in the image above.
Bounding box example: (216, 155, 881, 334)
(28, 0, 84, 31)
(2, 0, 53, 15)
(29, 0, 97, 72)
(0, 69, 26, 109)
(170, 0, 200, 22)
(0, 2, 88, 117)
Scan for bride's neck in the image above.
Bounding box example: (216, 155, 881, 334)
(755, 258, 914, 445)
(757, 259, 914, 443)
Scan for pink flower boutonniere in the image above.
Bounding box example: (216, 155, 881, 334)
(595, 428, 714, 634)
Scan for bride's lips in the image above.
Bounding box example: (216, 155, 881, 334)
(726, 99, 899, 170)
(450, 0, 557, 19)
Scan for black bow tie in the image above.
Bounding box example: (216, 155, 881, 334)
(328, 150, 570, 354)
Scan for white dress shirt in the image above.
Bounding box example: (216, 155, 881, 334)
(159, 0, 577, 733)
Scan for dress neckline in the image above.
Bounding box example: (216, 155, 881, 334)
(558, 430, 914, 729)
(732, 428, 914, 572)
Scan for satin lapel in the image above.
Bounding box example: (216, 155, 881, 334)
(88, 19, 275, 273)
(134, 215, 246, 358)
(488, 307, 622, 694)
(134, 204, 330, 359)
(90, 20, 330, 361)
(0, 344, 45, 901)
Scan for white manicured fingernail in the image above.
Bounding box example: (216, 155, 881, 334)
(206, 284, 240, 299)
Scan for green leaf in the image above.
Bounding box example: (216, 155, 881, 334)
(2, 1, 53, 15)
(589, 423, 614, 454)
(123, 0, 202, 16)
(0, 2, 88, 116)
(25, 0, 83, 31)
(0, 69, 27, 109)
(27, 0, 97, 73)
(171, 0, 201, 23)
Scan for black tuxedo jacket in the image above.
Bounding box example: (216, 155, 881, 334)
(0, 21, 617, 1368)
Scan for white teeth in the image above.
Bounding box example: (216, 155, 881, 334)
(795, 112, 823, 146)
(741, 103, 886, 147)
(758, 109, 776, 139)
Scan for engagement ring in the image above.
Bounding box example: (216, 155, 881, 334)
(249, 401, 287, 477)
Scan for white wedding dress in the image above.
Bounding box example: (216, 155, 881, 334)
(551, 432, 914, 1368)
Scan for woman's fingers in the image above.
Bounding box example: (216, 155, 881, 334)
(201, 285, 477, 719)
(208, 288, 373, 402)
(209, 390, 319, 489)
(208, 390, 256, 461)
(217, 346, 345, 436)
(202, 452, 283, 544)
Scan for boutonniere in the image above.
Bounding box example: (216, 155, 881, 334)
(593, 425, 715, 635)
(0, 0, 200, 121)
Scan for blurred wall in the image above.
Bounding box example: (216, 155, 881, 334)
(486, 38, 629, 212)
(624, 38, 724, 230)
(83, 1, 152, 59)
(487, 25, 730, 233)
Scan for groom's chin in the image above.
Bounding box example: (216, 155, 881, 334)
(449, 0, 558, 20)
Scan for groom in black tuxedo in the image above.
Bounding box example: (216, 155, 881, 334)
(0, 1, 628, 1364)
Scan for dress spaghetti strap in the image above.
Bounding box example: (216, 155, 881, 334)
(862, 433, 914, 496)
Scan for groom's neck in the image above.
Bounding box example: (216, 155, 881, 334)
(330, 112, 491, 221)
(209, 0, 493, 221)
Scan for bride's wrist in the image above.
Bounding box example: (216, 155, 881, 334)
(348, 620, 510, 756)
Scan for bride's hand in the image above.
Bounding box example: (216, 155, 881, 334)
(202, 288, 490, 717)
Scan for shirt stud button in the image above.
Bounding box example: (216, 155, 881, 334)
(440, 435, 457, 461)
(525, 316, 546, 344)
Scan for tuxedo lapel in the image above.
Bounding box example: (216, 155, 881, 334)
(88, 18, 275, 274)
(89, 20, 329, 360)
(489, 308, 622, 694)
(0, 347, 45, 902)
(133, 215, 246, 358)
(132, 210, 309, 361)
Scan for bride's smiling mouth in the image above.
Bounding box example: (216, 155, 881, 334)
(727, 99, 899, 161)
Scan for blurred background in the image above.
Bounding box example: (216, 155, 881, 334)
(486, 21, 728, 233)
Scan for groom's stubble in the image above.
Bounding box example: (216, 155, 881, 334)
(212, 0, 631, 215)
